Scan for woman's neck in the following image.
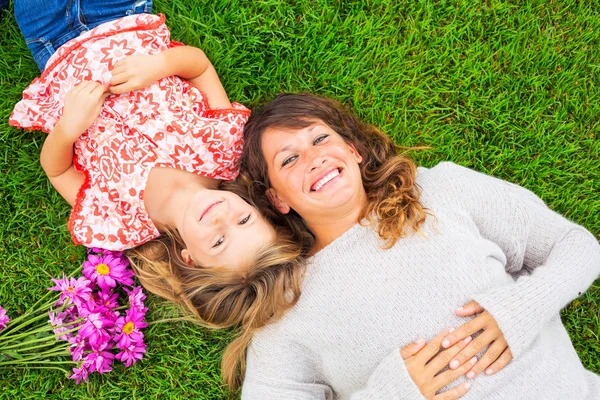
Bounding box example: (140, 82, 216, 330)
(144, 167, 219, 230)
(307, 188, 368, 254)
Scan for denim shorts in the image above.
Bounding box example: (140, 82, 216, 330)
(14, 0, 153, 71)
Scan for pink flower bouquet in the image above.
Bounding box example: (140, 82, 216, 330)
(0, 248, 147, 383)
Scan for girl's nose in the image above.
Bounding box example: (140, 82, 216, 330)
(309, 155, 327, 171)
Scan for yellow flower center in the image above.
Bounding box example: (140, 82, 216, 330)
(67, 286, 74, 293)
(123, 321, 134, 335)
(96, 263, 110, 275)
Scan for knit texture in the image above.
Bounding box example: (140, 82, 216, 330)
(242, 162, 600, 400)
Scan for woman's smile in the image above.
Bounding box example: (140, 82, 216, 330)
(310, 168, 342, 192)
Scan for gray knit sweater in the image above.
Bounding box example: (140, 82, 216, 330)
(242, 162, 600, 400)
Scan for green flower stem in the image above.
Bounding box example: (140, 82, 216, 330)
(3, 293, 56, 329)
(0, 302, 59, 338)
(3, 340, 68, 355)
(0, 313, 81, 347)
(0, 358, 75, 367)
(0, 325, 81, 352)
(0, 348, 71, 364)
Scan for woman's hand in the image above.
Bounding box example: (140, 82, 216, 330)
(442, 301, 513, 379)
(401, 328, 476, 400)
(57, 81, 110, 142)
(109, 54, 165, 94)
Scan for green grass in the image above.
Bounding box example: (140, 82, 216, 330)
(1, 0, 599, 398)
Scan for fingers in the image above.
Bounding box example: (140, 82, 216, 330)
(442, 312, 490, 349)
(448, 329, 495, 372)
(426, 335, 473, 373)
(483, 347, 513, 376)
(400, 338, 426, 360)
(414, 328, 455, 364)
(433, 356, 476, 395)
(433, 381, 472, 400)
(455, 300, 485, 317)
(464, 338, 507, 379)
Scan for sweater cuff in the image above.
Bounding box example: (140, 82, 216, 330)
(351, 348, 425, 400)
(473, 228, 600, 359)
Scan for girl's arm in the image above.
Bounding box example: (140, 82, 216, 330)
(40, 81, 109, 205)
(109, 46, 231, 109)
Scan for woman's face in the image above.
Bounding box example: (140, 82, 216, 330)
(261, 121, 364, 221)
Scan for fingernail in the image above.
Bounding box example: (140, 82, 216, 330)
(448, 327, 455, 333)
(467, 371, 476, 379)
(470, 357, 477, 364)
(464, 336, 472, 344)
(450, 360, 459, 369)
(416, 338, 425, 345)
(464, 382, 471, 390)
(456, 306, 464, 311)
(485, 368, 493, 375)
(442, 339, 450, 348)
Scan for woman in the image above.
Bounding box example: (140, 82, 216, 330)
(237, 93, 600, 399)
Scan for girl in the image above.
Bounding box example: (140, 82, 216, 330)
(9, 0, 300, 342)
(237, 94, 600, 399)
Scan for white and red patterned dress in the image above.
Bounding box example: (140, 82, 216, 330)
(10, 14, 250, 251)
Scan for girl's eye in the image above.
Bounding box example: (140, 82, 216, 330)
(212, 237, 224, 248)
(313, 134, 328, 145)
(282, 155, 297, 167)
(239, 214, 251, 225)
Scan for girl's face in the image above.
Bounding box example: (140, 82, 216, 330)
(179, 190, 274, 269)
(261, 121, 364, 222)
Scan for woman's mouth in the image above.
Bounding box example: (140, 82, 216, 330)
(311, 168, 341, 192)
(200, 201, 223, 221)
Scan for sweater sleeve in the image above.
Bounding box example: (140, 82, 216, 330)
(242, 332, 333, 400)
(437, 162, 600, 359)
(242, 330, 425, 399)
(349, 348, 425, 400)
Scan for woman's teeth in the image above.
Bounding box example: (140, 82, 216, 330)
(312, 169, 340, 191)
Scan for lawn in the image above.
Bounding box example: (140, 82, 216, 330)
(0, 0, 599, 398)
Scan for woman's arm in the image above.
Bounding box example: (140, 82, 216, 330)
(243, 327, 473, 400)
(109, 46, 231, 109)
(435, 162, 600, 360)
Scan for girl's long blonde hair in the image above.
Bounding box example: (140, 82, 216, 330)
(127, 182, 307, 389)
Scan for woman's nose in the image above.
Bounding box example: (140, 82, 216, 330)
(309, 154, 327, 171)
(211, 209, 228, 226)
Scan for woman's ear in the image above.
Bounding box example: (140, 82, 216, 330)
(346, 142, 363, 163)
(180, 249, 195, 266)
(266, 188, 291, 214)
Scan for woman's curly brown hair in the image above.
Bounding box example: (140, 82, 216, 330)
(240, 93, 428, 249)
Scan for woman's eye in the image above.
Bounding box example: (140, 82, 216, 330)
(239, 214, 251, 225)
(282, 155, 297, 167)
(212, 237, 224, 248)
(313, 135, 328, 145)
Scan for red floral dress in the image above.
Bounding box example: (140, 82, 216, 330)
(10, 14, 250, 251)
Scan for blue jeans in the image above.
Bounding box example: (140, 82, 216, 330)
(14, 0, 153, 71)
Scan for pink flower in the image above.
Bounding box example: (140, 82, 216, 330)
(125, 286, 147, 311)
(115, 342, 146, 367)
(49, 275, 92, 308)
(79, 312, 114, 349)
(0, 306, 9, 330)
(115, 307, 147, 349)
(68, 334, 88, 362)
(83, 254, 134, 291)
(70, 362, 90, 384)
(86, 346, 115, 374)
(48, 310, 73, 341)
(85, 290, 119, 314)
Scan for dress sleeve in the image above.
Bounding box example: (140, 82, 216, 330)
(436, 162, 600, 359)
(242, 331, 425, 399)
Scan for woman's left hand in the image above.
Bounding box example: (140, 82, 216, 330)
(441, 300, 513, 379)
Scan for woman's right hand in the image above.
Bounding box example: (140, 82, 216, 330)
(57, 81, 110, 142)
(400, 328, 476, 400)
